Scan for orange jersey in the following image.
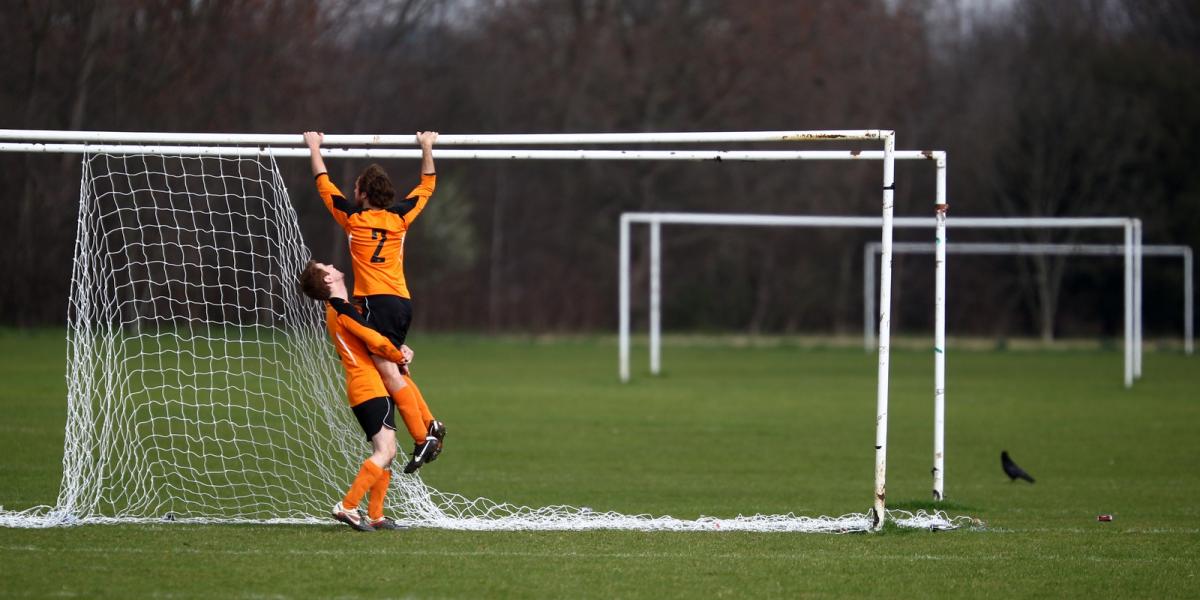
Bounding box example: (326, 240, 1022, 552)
(324, 298, 408, 407)
(315, 172, 436, 299)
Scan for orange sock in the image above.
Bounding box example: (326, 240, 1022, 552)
(367, 468, 392, 521)
(342, 459, 383, 509)
(403, 375, 435, 425)
(391, 383, 427, 443)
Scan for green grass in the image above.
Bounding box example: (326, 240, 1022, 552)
(1, 329, 1198, 598)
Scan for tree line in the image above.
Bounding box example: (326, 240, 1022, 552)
(2, 0, 1197, 341)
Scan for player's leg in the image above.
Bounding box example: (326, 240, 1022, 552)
(372, 353, 426, 443)
(403, 374, 436, 427)
(370, 357, 436, 473)
(335, 457, 382, 532)
(388, 367, 443, 445)
(367, 407, 398, 469)
(403, 374, 445, 462)
(362, 295, 428, 444)
(334, 396, 393, 531)
(365, 420, 404, 530)
(361, 295, 437, 473)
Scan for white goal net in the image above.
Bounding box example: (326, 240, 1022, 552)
(0, 149, 973, 532)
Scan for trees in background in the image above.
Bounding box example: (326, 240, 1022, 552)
(1, 0, 1196, 340)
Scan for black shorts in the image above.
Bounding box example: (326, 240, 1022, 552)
(361, 294, 413, 350)
(351, 396, 396, 442)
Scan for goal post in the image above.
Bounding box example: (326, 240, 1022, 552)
(0, 129, 968, 532)
(865, 240, 1194, 357)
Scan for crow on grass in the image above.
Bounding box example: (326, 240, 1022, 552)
(1001, 451, 1035, 483)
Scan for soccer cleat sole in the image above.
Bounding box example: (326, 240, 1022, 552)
(369, 518, 407, 531)
(333, 512, 376, 532)
(427, 420, 447, 441)
(424, 422, 446, 463)
(332, 503, 375, 532)
(427, 439, 444, 463)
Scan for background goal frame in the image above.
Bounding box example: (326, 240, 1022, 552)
(864, 240, 1192, 358)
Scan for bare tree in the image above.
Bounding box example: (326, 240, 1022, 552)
(1, 0, 1195, 339)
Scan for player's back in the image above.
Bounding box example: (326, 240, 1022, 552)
(344, 209, 410, 298)
(316, 173, 435, 299)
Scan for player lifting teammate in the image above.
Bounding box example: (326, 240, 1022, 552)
(304, 130, 445, 474)
(299, 260, 412, 531)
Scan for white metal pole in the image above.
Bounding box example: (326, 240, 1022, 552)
(0, 128, 895, 146)
(1186, 248, 1194, 356)
(1134, 219, 1144, 379)
(1124, 223, 1134, 389)
(880, 239, 1192, 364)
(864, 245, 876, 352)
(650, 220, 662, 376)
(932, 157, 948, 502)
(873, 133, 896, 530)
(0, 143, 937, 162)
(623, 214, 1134, 229)
(885, 242, 1184, 257)
(619, 216, 632, 383)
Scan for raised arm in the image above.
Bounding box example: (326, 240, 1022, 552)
(305, 131, 356, 228)
(417, 131, 437, 176)
(389, 132, 439, 224)
(304, 131, 328, 177)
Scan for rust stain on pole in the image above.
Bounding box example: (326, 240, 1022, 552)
(779, 133, 871, 141)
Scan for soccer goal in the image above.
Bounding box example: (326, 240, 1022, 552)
(865, 240, 1193, 360)
(0, 129, 969, 532)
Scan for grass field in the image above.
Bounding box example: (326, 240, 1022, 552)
(1, 329, 1198, 598)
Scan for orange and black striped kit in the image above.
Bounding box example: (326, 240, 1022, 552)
(315, 172, 436, 299)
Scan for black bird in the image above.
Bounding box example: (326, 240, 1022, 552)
(1001, 451, 1035, 483)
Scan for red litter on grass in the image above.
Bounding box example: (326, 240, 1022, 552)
(1097, 514, 1114, 522)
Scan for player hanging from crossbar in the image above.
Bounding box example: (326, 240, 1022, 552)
(304, 130, 446, 474)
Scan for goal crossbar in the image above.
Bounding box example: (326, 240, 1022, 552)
(0, 129, 891, 146)
(1, 144, 925, 163)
